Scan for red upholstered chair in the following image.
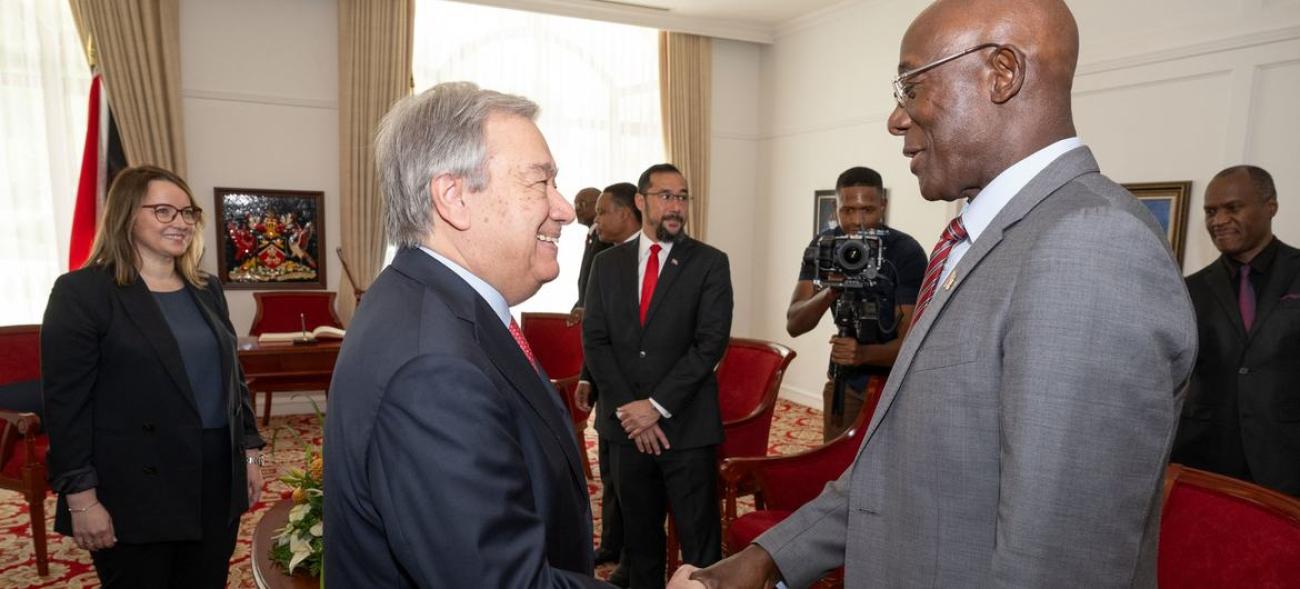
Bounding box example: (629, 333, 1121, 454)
(1159, 464, 1300, 588)
(0, 325, 50, 576)
(716, 377, 885, 588)
(520, 312, 592, 480)
(666, 338, 797, 572)
(248, 291, 343, 336)
(246, 292, 343, 425)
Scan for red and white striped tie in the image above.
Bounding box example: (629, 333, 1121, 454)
(913, 216, 968, 323)
(507, 319, 539, 372)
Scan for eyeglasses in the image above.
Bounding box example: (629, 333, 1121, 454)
(892, 43, 1000, 108)
(643, 191, 691, 203)
(141, 204, 203, 224)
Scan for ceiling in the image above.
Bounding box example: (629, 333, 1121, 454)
(464, 0, 859, 43)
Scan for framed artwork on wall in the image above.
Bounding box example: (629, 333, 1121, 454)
(213, 187, 327, 289)
(1123, 181, 1192, 265)
(814, 189, 838, 236)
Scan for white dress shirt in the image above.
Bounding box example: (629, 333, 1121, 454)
(939, 137, 1085, 287)
(636, 231, 675, 418)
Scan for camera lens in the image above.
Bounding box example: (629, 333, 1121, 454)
(835, 241, 871, 273)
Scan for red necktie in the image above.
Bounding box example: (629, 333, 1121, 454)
(913, 216, 968, 323)
(507, 318, 539, 370)
(640, 243, 662, 325)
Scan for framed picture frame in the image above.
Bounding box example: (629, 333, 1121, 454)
(814, 189, 838, 236)
(213, 187, 327, 289)
(1123, 181, 1192, 265)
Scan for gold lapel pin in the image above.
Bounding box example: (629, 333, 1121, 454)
(671, 259, 678, 266)
(943, 270, 958, 291)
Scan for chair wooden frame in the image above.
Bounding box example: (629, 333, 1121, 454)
(1162, 463, 1300, 523)
(0, 324, 49, 576)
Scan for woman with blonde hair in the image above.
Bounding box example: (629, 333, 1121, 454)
(41, 165, 265, 587)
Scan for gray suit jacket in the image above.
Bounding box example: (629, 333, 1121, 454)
(756, 147, 1197, 588)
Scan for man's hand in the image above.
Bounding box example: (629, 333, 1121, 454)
(688, 544, 782, 588)
(617, 399, 661, 436)
(632, 423, 670, 455)
(828, 335, 869, 366)
(566, 307, 584, 326)
(246, 450, 265, 505)
(669, 565, 707, 588)
(574, 381, 593, 413)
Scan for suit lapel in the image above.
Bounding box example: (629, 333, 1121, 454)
(189, 283, 236, 411)
(643, 237, 694, 327)
(475, 303, 587, 491)
(1251, 243, 1300, 336)
(116, 279, 201, 417)
(619, 241, 642, 328)
(862, 146, 1100, 445)
(1204, 260, 1247, 339)
(391, 249, 587, 494)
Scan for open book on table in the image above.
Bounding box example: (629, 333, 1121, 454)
(257, 325, 346, 344)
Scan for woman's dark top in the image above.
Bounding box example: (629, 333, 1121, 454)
(153, 289, 228, 428)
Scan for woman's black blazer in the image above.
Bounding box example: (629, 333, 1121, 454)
(41, 265, 265, 543)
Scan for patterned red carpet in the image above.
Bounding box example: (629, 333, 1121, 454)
(0, 399, 823, 587)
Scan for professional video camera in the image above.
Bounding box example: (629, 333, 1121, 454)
(806, 229, 899, 345)
(805, 229, 899, 416)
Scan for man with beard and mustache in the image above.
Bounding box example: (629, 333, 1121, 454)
(583, 163, 734, 588)
(674, 0, 1195, 587)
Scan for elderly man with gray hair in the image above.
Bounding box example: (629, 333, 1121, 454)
(323, 81, 613, 587)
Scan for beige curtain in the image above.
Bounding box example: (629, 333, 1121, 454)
(337, 0, 414, 323)
(69, 0, 186, 176)
(658, 31, 711, 242)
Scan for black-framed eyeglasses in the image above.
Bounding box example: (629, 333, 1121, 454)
(643, 191, 691, 203)
(892, 43, 1000, 108)
(141, 204, 203, 224)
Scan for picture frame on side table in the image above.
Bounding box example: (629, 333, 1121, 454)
(1123, 181, 1192, 265)
(214, 187, 327, 289)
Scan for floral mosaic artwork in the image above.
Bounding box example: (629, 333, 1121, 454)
(0, 400, 824, 587)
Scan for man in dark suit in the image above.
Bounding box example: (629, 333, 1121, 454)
(323, 81, 610, 587)
(681, 1, 1195, 587)
(575, 182, 644, 587)
(583, 163, 734, 589)
(1173, 165, 1299, 496)
(572, 186, 608, 323)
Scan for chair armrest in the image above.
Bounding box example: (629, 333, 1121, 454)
(0, 410, 42, 436)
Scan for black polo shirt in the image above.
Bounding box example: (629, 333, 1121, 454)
(798, 225, 927, 385)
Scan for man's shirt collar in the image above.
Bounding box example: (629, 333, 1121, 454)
(961, 137, 1085, 243)
(417, 246, 512, 327)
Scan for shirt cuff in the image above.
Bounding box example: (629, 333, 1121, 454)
(649, 398, 672, 418)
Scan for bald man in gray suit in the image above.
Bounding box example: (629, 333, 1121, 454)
(680, 1, 1196, 587)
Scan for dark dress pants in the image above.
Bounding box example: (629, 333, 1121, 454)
(598, 435, 625, 554)
(91, 428, 240, 589)
(612, 443, 720, 589)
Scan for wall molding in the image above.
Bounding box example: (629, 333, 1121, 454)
(774, 0, 870, 40)
(460, 0, 776, 43)
(780, 384, 821, 410)
(1077, 24, 1300, 77)
(256, 393, 328, 419)
(184, 89, 338, 111)
(757, 24, 1300, 143)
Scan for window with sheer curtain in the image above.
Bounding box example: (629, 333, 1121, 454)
(411, 0, 664, 314)
(0, 0, 91, 326)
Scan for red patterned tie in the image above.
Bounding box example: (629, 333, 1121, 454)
(913, 216, 968, 323)
(507, 319, 539, 371)
(640, 243, 663, 325)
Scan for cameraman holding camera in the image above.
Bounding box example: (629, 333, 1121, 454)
(787, 167, 926, 441)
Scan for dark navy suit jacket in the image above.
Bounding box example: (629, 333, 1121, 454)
(323, 248, 607, 587)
